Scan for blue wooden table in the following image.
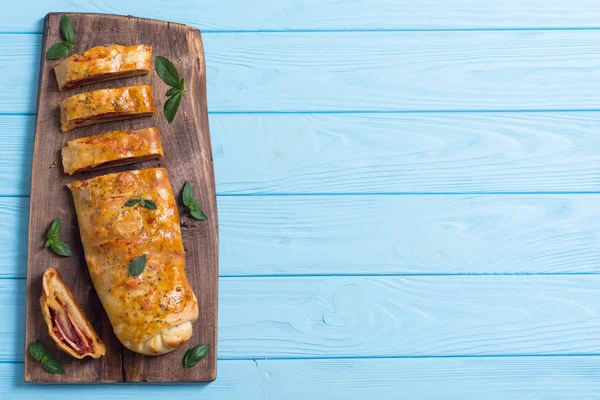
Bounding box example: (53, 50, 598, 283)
(3, 1, 600, 398)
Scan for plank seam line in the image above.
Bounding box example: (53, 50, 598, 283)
(6, 353, 600, 364)
(7, 110, 600, 117)
(5, 272, 600, 280)
(6, 192, 600, 199)
(215, 192, 600, 196)
(7, 27, 600, 35)
(209, 110, 600, 115)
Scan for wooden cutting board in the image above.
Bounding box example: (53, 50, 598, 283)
(24, 13, 218, 383)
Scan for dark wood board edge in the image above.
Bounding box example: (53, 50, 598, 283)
(25, 12, 218, 383)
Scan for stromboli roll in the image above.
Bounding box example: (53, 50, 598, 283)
(59, 85, 156, 132)
(54, 44, 152, 91)
(67, 168, 198, 355)
(61, 127, 164, 175)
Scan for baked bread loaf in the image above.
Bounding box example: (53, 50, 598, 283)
(68, 168, 198, 355)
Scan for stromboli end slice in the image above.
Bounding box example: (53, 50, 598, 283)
(54, 44, 152, 91)
(59, 85, 156, 133)
(62, 127, 164, 175)
(40, 268, 106, 359)
(67, 168, 199, 355)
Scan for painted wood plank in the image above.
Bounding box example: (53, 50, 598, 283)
(5, 112, 600, 196)
(0, 35, 40, 115)
(0, 279, 24, 362)
(5, 275, 600, 361)
(0, 199, 28, 279)
(3, 194, 600, 279)
(0, 117, 32, 197)
(4, 357, 600, 399)
(3, 1, 600, 33)
(2, 31, 600, 114)
(0, 361, 262, 398)
(211, 112, 600, 194)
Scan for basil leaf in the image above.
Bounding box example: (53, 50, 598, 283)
(128, 254, 146, 276)
(60, 15, 74, 45)
(164, 92, 182, 124)
(43, 358, 65, 375)
(50, 240, 72, 257)
(183, 344, 210, 368)
(29, 341, 63, 374)
(47, 218, 61, 240)
(189, 207, 208, 221)
(178, 78, 186, 91)
(142, 200, 157, 210)
(165, 87, 180, 97)
(28, 342, 48, 363)
(125, 199, 140, 207)
(45, 218, 71, 256)
(181, 183, 208, 220)
(139, 198, 146, 207)
(182, 182, 195, 208)
(45, 42, 70, 60)
(155, 56, 180, 87)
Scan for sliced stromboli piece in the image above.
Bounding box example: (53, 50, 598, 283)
(59, 85, 156, 133)
(54, 44, 152, 91)
(40, 268, 106, 359)
(62, 127, 164, 175)
(68, 168, 199, 355)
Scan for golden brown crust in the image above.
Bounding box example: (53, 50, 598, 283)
(54, 44, 152, 91)
(59, 85, 156, 133)
(40, 268, 106, 359)
(61, 127, 164, 175)
(68, 168, 198, 355)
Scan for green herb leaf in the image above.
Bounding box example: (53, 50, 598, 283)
(29, 341, 64, 374)
(59, 15, 74, 45)
(45, 218, 71, 256)
(164, 92, 182, 124)
(183, 344, 210, 368)
(182, 182, 195, 208)
(155, 56, 187, 123)
(43, 358, 65, 375)
(28, 342, 48, 363)
(128, 254, 146, 276)
(181, 182, 208, 221)
(142, 199, 157, 210)
(45, 42, 70, 60)
(155, 56, 181, 87)
(47, 218, 61, 240)
(165, 86, 181, 97)
(125, 199, 140, 207)
(189, 206, 208, 221)
(125, 198, 157, 210)
(50, 240, 72, 257)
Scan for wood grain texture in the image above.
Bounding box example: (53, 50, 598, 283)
(6, 112, 600, 196)
(5, 357, 600, 399)
(9, 276, 600, 360)
(5, 194, 600, 278)
(3, 31, 600, 114)
(3, 0, 600, 32)
(211, 112, 600, 194)
(25, 13, 218, 383)
(0, 116, 34, 196)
